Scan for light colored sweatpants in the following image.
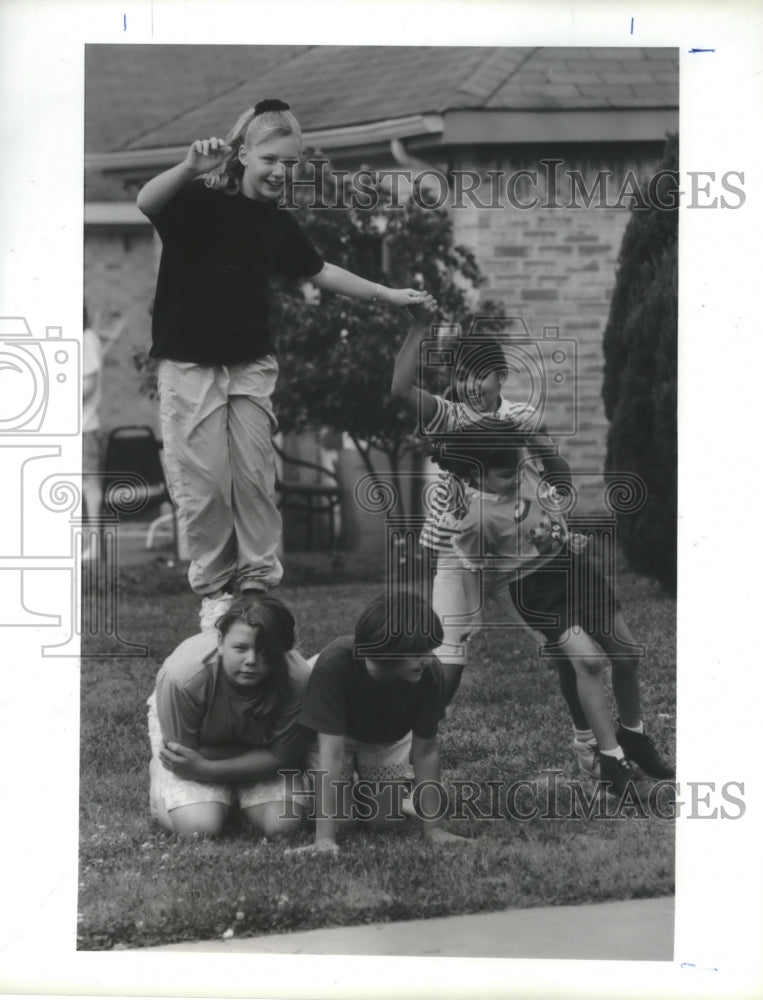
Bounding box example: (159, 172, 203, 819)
(158, 358, 283, 595)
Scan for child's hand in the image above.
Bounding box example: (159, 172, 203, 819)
(159, 742, 210, 780)
(388, 288, 437, 310)
(284, 840, 340, 857)
(184, 137, 232, 175)
(404, 293, 438, 322)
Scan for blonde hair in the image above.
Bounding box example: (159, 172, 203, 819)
(205, 102, 302, 195)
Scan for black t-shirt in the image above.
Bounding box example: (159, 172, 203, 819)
(148, 181, 324, 366)
(299, 636, 446, 743)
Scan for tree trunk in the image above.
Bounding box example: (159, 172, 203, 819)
(347, 435, 407, 519)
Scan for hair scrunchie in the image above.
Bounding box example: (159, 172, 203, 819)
(254, 98, 291, 116)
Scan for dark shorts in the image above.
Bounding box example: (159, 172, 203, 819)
(504, 546, 621, 644)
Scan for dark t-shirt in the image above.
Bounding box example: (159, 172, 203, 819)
(299, 636, 446, 743)
(147, 181, 324, 365)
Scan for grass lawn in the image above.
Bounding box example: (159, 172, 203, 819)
(79, 553, 676, 951)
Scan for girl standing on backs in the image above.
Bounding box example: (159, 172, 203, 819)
(137, 99, 428, 628)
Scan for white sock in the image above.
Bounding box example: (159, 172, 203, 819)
(204, 588, 228, 601)
(621, 721, 644, 734)
(573, 728, 595, 744)
(599, 746, 625, 760)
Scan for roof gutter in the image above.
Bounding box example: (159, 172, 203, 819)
(85, 106, 678, 174)
(86, 114, 444, 172)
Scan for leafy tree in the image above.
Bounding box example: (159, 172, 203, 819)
(602, 133, 678, 590)
(271, 158, 500, 514)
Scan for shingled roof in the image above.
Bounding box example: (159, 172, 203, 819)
(86, 45, 677, 203)
(87, 44, 677, 154)
(85, 44, 310, 153)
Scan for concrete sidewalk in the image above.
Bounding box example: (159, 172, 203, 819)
(136, 897, 674, 960)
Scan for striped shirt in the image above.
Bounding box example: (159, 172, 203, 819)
(419, 396, 541, 553)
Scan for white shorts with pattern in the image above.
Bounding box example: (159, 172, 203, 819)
(147, 695, 305, 816)
(305, 731, 414, 786)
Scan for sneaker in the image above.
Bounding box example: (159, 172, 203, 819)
(401, 789, 418, 818)
(240, 585, 277, 602)
(616, 724, 675, 779)
(199, 590, 234, 631)
(571, 737, 599, 782)
(597, 753, 642, 798)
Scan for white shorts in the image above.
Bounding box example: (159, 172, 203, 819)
(147, 695, 305, 815)
(305, 731, 414, 784)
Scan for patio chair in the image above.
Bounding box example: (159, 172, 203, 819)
(274, 441, 342, 551)
(102, 425, 177, 553)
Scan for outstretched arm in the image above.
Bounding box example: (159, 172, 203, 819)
(390, 301, 439, 423)
(523, 431, 573, 495)
(311, 262, 430, 309)
(290, 732, 346, 855)
(136, 137, 231, 216)
(312, 732, 347, 851)
(411, 735, 472, 846)
(284, 732, 345, 857)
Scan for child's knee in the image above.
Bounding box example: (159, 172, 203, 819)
(169, 803, 228, 838)
(244, 801, 304, 839)
(567, 651, 606, 679)
(559, 628, 607, 678)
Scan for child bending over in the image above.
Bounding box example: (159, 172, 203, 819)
(295, 592, 471, 853)
(392, 304, 674, 797)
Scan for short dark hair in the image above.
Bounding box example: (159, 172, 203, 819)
(430, 438, 523, 481)
(454, 338, 508, 379)
(354, 591, 443, 659)
(216, 596, 296, 715)
(216, 595, 295, 654)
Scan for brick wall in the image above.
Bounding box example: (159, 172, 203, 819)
(450, 147, 662, 511)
